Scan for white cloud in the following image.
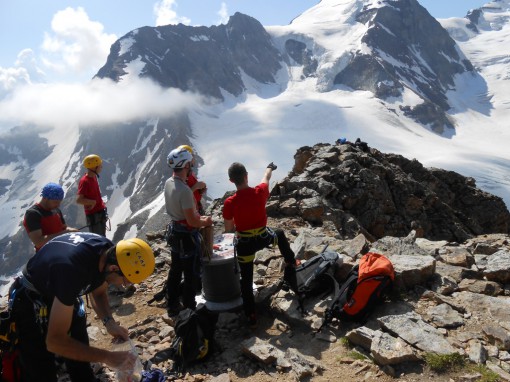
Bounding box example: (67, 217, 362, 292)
(40, 7, 116, 76)
(0, 66, 30, 99)
(15, 49, 46, 82)
(0, 50, 46, 99)
(154, 0, 191, 26)
(217, 2, 230, 25)
(0, 77, 203, 130)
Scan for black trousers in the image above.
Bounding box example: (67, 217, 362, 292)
(166, 228, 201, 310)
(236, 228, 295, 316)
(11, 284, 95, 382)
(86, 210, 107, 236)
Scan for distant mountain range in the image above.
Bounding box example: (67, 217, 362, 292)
(1, 0, 510, 277)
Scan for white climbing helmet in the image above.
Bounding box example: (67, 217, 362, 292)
(167, 147, 193, 169)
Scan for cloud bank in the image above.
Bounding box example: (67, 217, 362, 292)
(0, 6, 117, 98)
(0, 77, 203, 131)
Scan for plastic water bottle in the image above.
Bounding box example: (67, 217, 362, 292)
(112, 338, 143, 382)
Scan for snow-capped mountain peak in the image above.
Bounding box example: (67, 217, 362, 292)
(2, 0, 510, 281)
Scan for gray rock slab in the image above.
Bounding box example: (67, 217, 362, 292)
(485, 250, 510, 283)
(486, 360, 510, 381)
(346, 326, 377, 350)
(429, 274, 459, 295)
(387, 254, 436, 289)
(241, 337, 283, 364)
(437, 246, 473, 267)
(371, 233, 430, 257)
(453, 291, 510, 322)
(278, 348, 323, 379)
(458, 279, 502, 296)
(378, 312, 457, 354)
(483, 325, 510, 350)
(415, 238, 448, 255)
(209, 373, 231, 382)
(370, 331, 419, 366)
(468, 341, 488, 364)
(425, 303, 464, 328)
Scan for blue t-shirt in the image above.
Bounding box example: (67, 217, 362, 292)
(26, 232, 114, 306)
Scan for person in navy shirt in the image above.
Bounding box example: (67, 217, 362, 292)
(10, 232, 155, 382)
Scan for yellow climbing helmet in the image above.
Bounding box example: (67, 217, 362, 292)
(178, 145, 193, 154)
(83, 154, 102, 170)
(115, 238, 155, 284)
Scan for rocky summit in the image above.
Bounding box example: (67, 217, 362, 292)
(5, 143, 510, 382)
(78, 144, 510, 382)
(268, 142, 510, 242)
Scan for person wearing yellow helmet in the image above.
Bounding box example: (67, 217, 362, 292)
(9, 232, 155, 382)
(76, 154, 108, 236)
(178, 144, 207, 214)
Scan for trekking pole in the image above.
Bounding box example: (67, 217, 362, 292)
(77, 225, 90, 231)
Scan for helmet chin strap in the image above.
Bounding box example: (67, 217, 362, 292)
(91, 168, 100, 178)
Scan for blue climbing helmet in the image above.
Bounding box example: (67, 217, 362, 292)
(41, 183, 64, 200)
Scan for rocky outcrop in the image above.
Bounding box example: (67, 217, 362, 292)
(269, 143, 510, 242)
(96, 13, 283, 101)
(332, 0, 474, 133)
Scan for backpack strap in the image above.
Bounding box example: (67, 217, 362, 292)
(319, 266, 359, 331)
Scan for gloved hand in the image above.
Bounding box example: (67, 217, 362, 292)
(267, 162, 277, 171)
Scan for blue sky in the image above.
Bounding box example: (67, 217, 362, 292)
(0, 0, 487, 86)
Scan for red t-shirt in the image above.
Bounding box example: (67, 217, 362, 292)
(222, 183, 269, 232)
(186, 172, 202, 206)
(23, 203, 66, 251)
(77, 174, 106, 215)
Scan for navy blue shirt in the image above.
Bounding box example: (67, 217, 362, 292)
(26, 232, 114, 306)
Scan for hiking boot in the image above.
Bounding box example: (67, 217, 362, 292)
(167, 302, 184, 317)
(283, 262, 299, 293)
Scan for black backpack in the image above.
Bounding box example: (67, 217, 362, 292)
(284, 249, 340, 313)
(294, 250, 340, 297)
(169, 305, 216, 373)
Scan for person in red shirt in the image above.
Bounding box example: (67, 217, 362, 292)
(178, 145, 207, 214)
(223, 162, 298, 327)
(23, 183, 78, 251)
(76, 154, 107, 236)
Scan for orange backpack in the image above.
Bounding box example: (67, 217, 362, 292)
(325, 252, 394, 323)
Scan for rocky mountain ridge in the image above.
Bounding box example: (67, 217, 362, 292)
(2, 0, 509, 285)
(98, 0, 474, 133)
